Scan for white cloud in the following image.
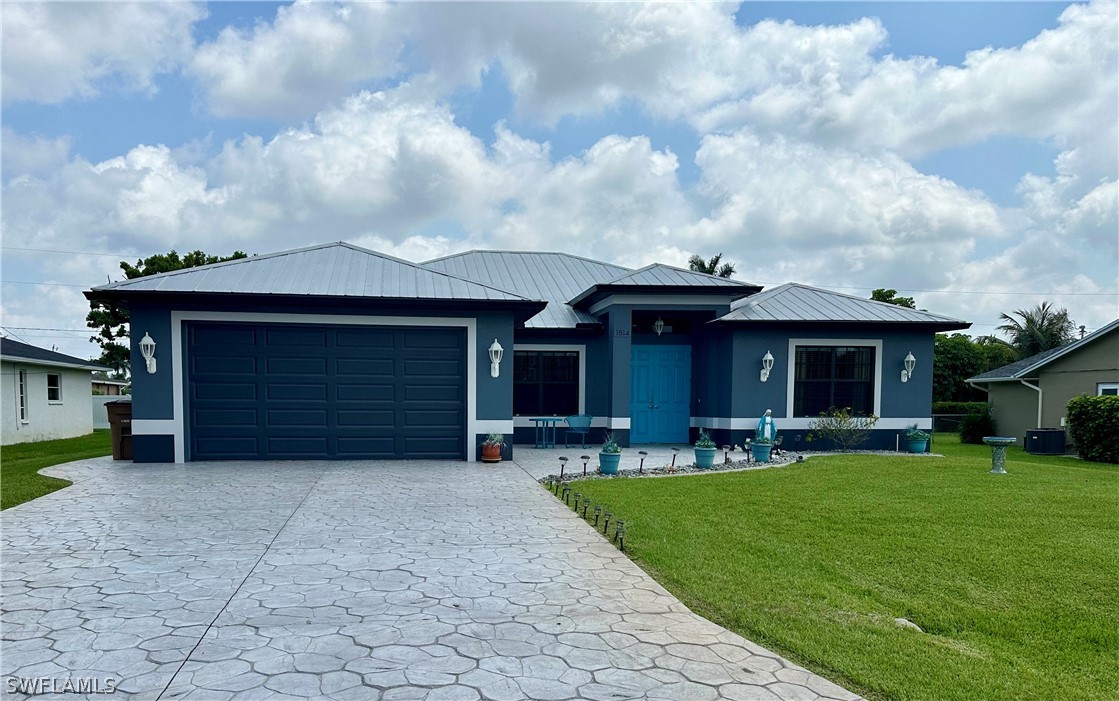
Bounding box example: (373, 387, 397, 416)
(0, 2, 202, 104)
(1, 128, 72, 179)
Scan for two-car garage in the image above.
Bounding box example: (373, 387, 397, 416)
(186, 322, 467, 460)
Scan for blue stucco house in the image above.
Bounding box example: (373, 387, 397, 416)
(85, 242, 969, 462)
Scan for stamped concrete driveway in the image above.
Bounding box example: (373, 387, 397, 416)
(2, 458, 860, 701)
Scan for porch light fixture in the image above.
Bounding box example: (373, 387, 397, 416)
(653, 317, 665, 336)
(760, 350, 774, 382)
(488, 339, 504, 378)
(901, 352, 916, 383)
(139, 332, 157, 374)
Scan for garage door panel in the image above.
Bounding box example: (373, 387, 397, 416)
(188, 322, 466, 460)
(267, 383, 327, 401)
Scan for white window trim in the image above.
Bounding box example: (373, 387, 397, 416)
(786, 338, 883, 419)
(512, 344, 585, 428)
(1098, 382, 1119, 396)
(154, 312, 478, 464)
(46, 372, 63, 404)
(17, 369, 28, 423)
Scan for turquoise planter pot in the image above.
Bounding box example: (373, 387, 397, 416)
(751, 443, 772, 463)
(694, 447, 717, 469)
(906, 439, 928, 453)
(599, 452, 621, 474)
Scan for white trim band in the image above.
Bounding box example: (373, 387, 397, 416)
(690, 417, 932, 431)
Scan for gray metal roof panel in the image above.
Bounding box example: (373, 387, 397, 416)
(0, 337, 109, 371)
(422, 251, 631, 328)
(91, 243, 533, 302)
(605, 263, 755, 288)
(717, 283, 970, 326)
(968, 318, 1119, 382)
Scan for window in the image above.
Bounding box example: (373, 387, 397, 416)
(793, 346, 875, 417)
(1099, 383, 1119, 396)
(514, 350, 579, 416)
(47, 373, 62, 402)
(17, 370, 27, 422)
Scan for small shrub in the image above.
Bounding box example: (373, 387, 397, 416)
(932, 401, 989, 415)
(695, 429, 716, 449)
(904, 424, 929, 441)
(1066, 395, 1119, 463)
(600, 431, 622, 454)
(959, 413, 997, 444)
(807, 407, 879, 451)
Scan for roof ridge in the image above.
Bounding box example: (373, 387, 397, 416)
(423, 249, 633, 272)
(608, 261, 755, 286)
(777, 282, 966, 322)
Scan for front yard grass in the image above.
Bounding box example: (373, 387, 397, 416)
(574, 433, 1118, 701)
(1, 430, 111, 509)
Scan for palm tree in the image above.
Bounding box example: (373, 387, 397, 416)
(996, 302, 1076, 358)
(688, 253, 735, 278)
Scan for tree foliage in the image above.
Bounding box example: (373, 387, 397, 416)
(687, 253, 736, 278)
(996, 302, 1075, 358)
(932, 333, 1024, 402)
(87, 250, 248, 375)
(870, 288, 916, 308)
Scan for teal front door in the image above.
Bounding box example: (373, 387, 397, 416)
(630, 345, 691, 444)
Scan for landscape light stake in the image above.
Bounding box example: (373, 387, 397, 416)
(581, 455, 590, 476)
(603, 511, 612, 534)
(669, 448, 679, 472)
(593, 505, 602, 527)
(562, 486, 572, 505)
(583, 500, 591, 519)
(616, 521, 626, 551)
(638, 450, 648, 474)
(558, 456, 568, 482)
(722, 445, 731, 464)
(573, 493, 582, 512)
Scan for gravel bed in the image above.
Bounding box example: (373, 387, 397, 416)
(537, 449, 942, 483)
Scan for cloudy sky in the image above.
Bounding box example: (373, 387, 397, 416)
(2, 1, 1116, 360)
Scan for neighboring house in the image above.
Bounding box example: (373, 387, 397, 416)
(85, 242, 969, 463)
(967, 319, 1119, 446)
(1, 338, 109, 445)
(91, 373, 129, 396)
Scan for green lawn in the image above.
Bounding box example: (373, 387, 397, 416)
(1, 430, 111, 509)
(573, 434, 1118, 701)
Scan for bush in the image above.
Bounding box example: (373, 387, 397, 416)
(1066, 395, 1119, 463)
(933, 401, 989, 415)
(959, 413, 998, 444)
(807, 407, 879, 451)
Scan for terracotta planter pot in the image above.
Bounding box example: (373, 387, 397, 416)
(481, 444, 503, 463)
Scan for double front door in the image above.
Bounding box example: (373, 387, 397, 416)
(630, 345, 691, 444)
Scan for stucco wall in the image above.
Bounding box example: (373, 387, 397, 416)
(986, 382, 1041, 446)
(2, 363, 93, 445)
(1038, 332, 1119, 428)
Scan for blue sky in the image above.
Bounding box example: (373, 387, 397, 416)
(1, 2, 1116, 358)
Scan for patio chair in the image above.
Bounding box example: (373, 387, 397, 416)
(564, 414, 593, 448)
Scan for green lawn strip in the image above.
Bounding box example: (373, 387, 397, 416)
(1, 430, 111, 509)
(574, 438, 1119, 701)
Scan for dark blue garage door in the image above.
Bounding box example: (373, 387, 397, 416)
(187, 322, 466, 460)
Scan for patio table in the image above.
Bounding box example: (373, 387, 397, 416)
(530, 417, 561, 448)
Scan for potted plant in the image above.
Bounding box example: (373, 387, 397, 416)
(751, 436, 773, 463)
(599, 431, 623, 474)
(903, 424, 929, 454)
(481, 433, 506, 463)
(694, 429, 717, 469)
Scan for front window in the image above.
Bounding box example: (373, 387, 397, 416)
(1099, 383, 1119, 396)
(18, 370, 27, 421)
(514, 351, 579, 416)
(47, 373, 62, 402)
(794, 346, 875, 417)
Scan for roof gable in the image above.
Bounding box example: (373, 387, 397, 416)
(715, 283, 969, 329)
(1, 338, 108, 371)
(423, 250, 631, 328)
(968, 318, 1119, 382)
(90, 242, 534, 303)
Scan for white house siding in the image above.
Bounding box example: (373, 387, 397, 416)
(2, 363, 94, 445)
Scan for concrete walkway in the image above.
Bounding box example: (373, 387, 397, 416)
(1, 457, 860, 701)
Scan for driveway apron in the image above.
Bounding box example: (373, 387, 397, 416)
(1, 458, 860, 701)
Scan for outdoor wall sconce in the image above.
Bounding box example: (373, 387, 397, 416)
(139, 332, 157, 374)
(489, 339, 504, 378)
(901, 351, 916, 383)
(760, 350, 774, 382)
(653, 317, 665, 336)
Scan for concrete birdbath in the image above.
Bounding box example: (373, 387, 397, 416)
(982, 436, 1016, 474)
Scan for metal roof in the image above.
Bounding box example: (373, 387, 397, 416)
(422, 251, 631, 328)
(968, 318, 1119, 382)
(1, 338, 109, 371)
(90, 242, 534, 303)
(604, 263, 754, 288)
(715, 283, 970, 329)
